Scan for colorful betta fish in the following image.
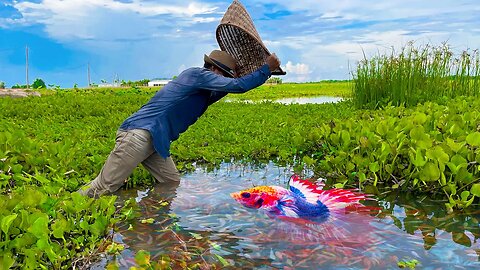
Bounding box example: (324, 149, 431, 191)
(230, 175, 372, 222)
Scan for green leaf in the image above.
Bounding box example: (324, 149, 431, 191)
(411, 150, 427, 167)
(410, 126, 428, 141)
(340, 130, 351, 146)
(210, 241, 222, 251)
(376, 121, 388, 136)
(369, 162, 380, 173)
(214, 254, 230, 267)
(454, 167, 473, 184)
(450, 154, 467, 167)
(52, 219, 68, 240)
(446, 138, 464, 153)
(189, 232, 203, 240)
(413, 112, 428, 124)
(1, 214, 18, 237)
(419, 162, 440, 182)
(90, 216, 108, 237)
(470, 184, 480, 197)
(466, 132, 480, 146)
(37, 238, 58, 262)
(461, 191, 470, 202)
(140, 218, 155, 224)
(28, 215, 49, 239)
(302, 156, 316, 166)
(11, 164, 23, 174)
(134, 250, 151, 267)
(0, 252, 15, 269)
(426, 146, 449, 164)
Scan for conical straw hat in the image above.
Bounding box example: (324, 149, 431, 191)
(216, 0, 286, 77)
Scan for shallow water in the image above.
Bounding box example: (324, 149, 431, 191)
(100, 163, 480, 269)
(274, 96, 344, 105)
(225, 96, 344, 105)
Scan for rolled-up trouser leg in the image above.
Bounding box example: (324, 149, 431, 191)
(79, 129, 156, 197)
(142, 153, 180, 183)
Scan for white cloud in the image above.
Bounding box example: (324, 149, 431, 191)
(284, 61, 309, 75)
(4, 0, 219, 41)
(282, 61, 310, 82)
(2, 0, 480, 85)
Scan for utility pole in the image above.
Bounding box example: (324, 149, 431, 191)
(25, 46, 29, 89)
(87, 62, 91, 87)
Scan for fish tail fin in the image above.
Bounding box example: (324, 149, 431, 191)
(317, 188, 375, 212)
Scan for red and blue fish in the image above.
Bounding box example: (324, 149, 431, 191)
(231, 174, 373, 222)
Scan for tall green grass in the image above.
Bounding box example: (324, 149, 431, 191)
(353, 42, 480, 108)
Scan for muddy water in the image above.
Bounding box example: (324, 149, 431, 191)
(98, 163, 480, 269)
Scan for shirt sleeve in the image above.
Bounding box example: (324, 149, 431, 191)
(198, 64, 272, 93)
(208, 91, 228, 105)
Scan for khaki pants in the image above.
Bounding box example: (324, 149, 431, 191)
(78, 129, 180, 198)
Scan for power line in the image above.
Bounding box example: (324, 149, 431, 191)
(87, 62, 91, 86)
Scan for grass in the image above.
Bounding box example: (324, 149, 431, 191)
(353, 42, 480, 109)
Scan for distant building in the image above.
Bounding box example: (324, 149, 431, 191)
(148, 79, 171, 87)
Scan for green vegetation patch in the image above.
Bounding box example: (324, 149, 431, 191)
(353, 42, 480, 109)
(2, 85, 480, 267)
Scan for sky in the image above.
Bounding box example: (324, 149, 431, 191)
(1, 0, 480, 87)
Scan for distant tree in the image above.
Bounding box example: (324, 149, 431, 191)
(32, 78, 46, 89)
(0, 81, 5, 89)
(73, 83, 78, 89)
(138, 79, 150, 86)
(266, 77, 282, 84)
(12, 84, 27, 89)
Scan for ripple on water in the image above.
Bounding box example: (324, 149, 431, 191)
(100, 163, 480, 270)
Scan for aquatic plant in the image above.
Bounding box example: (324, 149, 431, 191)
(1, 84, 480, 268)
(353, 42, 480, 108)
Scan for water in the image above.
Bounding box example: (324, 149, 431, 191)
(274, 96, 344, 105)
(99, 163, 480, 269)
(224, 96, 344, 105)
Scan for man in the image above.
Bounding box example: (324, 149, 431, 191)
(79, 50, 281, 198)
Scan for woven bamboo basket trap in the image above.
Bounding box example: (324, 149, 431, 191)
(216, 0, 286, 77)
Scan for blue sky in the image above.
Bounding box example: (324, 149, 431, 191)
(1, 0, 480, 87)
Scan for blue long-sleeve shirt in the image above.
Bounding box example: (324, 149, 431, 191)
(120, 64, 271, 158)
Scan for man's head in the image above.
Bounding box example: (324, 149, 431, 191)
(204, 50, 237, 78)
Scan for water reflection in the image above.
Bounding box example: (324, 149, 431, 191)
(274, 96, 344, 105)
(102, 163, 480, 269)
(224, 96, 344, 105)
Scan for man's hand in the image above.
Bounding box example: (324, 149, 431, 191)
(266, 53, 281, 72)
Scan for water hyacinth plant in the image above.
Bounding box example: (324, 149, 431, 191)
(353, 42, 480, 108)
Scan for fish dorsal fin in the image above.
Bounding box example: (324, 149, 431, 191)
(288, 175, 322, 204)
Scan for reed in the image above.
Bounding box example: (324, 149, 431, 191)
(353, 42, 480, 108)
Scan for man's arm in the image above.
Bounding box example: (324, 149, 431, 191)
(200, 54, 281, 94)
(199, 64, 271, 93)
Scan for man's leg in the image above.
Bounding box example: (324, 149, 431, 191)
(142, 153, 181, 183)
(79, 129, 155, 197)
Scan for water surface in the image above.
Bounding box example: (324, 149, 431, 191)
(100, 163, 480, 269)
(225, 96, 344, 105)
(274, 96, 344, 104)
